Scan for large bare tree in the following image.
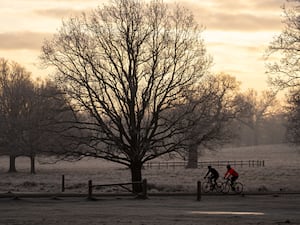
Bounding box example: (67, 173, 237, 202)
(40, 0, 210, 192)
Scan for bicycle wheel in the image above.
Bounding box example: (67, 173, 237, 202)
(221, 182, 231, 194)
(233, 182, 243, 194)
(202, 182, 212, 193)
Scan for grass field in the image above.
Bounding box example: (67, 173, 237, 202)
(0, 144, 299, 193)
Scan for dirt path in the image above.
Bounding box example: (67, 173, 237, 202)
(0, 194, 299, 225)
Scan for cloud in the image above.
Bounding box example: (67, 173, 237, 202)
(33, 8, 86, 19)
(209, 0, 284, 12)
(177, 0, 283, 31)
(28, 0, 284, 32)
(200, 12, 281, 31)
(0, 31, 52, 51)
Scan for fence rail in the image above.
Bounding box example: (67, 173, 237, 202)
(145, 160, 265, 169)
(87, 179, 148, 199)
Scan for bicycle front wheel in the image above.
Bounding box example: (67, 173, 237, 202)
(215, 182, 223, 192)
(202, 182, 212, 193)
(234, 182, 243, 194)
(221, 183, 231, 194)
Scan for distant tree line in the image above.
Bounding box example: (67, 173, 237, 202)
(0, 58, 78, 173)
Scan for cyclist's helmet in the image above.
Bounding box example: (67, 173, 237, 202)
(208, 165, 211, 169)
(226, 164, 231, 169)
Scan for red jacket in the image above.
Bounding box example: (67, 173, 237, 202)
(225, 168, 238, 178)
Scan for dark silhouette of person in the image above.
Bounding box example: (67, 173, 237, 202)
(204, 165, 219, 186)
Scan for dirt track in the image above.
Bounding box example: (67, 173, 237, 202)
(0, 194, 299, 225)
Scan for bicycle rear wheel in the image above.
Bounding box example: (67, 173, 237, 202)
(202, 182, 212, 193)
(233, 182, 243, 194)
(221, 183, 231, 194)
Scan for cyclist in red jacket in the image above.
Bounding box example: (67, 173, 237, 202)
(224, 165, 239, 188)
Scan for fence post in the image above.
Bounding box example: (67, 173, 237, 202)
(88, 180, 93, 199)
(197, 181, 201, 201)
(61, 175, 65, 192)
(142, 179, 148, 199)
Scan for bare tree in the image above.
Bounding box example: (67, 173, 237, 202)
(20, 80, 77, 173)
(236, 89, 279, 145)
(266, 0, 300, 89)
(40, 0, 211, 192)
(180, 73, 242, 168)
(0, 58, 34, 172)
(266, 0, 300, 145)
(286, 88, 300, 144)
(0, 58, 75, 173)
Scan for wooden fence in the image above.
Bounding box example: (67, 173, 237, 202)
(87, 179, 148, 199)
(145, 160, 265, 169)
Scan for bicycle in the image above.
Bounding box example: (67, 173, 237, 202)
(221, 177, 244, 194)
(202, 177, 223, 193)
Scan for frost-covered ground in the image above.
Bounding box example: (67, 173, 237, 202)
(0, 144, 299, 193)
(0, 144, 299, 225)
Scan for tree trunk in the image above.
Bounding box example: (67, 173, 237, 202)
(30, 155, 36, 174)
(130, 161, 143, 193)
(253, 124, 259, 145)
(8, 155, 17, 173)
(186, 145, 198, 168)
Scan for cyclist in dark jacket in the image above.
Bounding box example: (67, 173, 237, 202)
(204, 165, 219, 186)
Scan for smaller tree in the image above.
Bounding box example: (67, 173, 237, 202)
(0, 58, 75, 173)
(0, 58, 34, 172)
(236, 89, 279, 145)
(265, 0, 300, 146)
(266, 0, 300, 89)
(19, 80, 76, 173)
(179, 73, 242, 168)
(286, 88, 300, 144)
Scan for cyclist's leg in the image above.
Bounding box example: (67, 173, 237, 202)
(231, 176, 238, 189)
(208, 176, 212, 184)
(215, 174, 219, 182)
(213, 175, 219, 186)
(232, 176, 238, 184)
(211, 176, 216, 188)
(208, 176, 213, 189)
(214, 175, 222, 191)
(230, 176, 233, 185)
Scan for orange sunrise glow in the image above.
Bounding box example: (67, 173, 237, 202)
(0, 0, 284, 91)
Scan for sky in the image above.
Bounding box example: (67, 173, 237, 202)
(0, 0, 285, 92)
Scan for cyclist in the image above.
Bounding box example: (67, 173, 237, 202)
(224, 164, 239, 189)
(204, 165, 219, 187)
